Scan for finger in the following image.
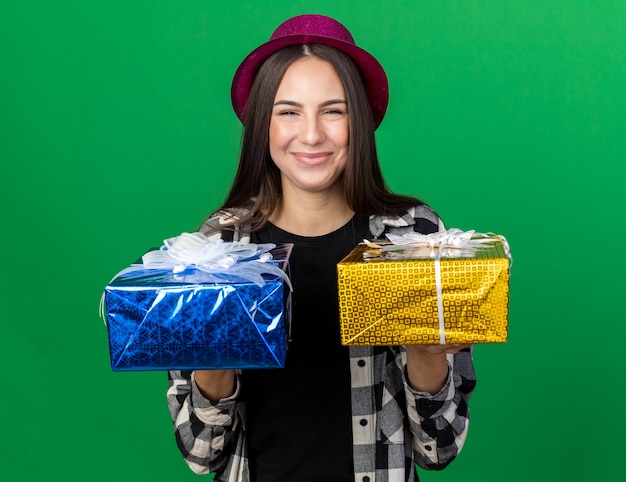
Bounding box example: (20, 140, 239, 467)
(442, 344, 472, 354)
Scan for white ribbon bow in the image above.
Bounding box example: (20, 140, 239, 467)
(379, 228, 510, 260)
(142, 232, 273, 273)
(118, 232, 292, 288)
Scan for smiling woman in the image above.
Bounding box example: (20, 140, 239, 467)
(269, 56, 350, 231)
(221, 40, 424, 232)
(166, 14, 476, 482)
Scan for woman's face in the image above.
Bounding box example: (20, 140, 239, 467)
(269, 56, 349, 196)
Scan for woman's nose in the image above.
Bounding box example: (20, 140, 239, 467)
(299, 115, 324, 145)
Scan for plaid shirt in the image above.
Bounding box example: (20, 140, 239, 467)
(167, 205, 476, 482)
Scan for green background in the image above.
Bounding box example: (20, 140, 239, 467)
(1, 1, 624, 480)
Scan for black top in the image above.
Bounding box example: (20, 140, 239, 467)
(242, 215, 371, 482)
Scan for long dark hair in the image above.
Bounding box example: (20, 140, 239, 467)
(215, 44, 423, 229)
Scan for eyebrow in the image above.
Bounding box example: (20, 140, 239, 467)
(273, 99, 347, 108)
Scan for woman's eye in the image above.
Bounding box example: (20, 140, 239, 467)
(325, 108, 345, 115)
(278, 110, 298, 116)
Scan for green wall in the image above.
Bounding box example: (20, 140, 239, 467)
(1, 1, 624, 480)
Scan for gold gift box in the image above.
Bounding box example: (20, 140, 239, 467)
(337, 240, 510, 345)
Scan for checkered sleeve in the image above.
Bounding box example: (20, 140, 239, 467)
(396, 205, 476, 468)
(167, 370, 245, 477)
(165, 215, 253, 480)
(401, 347, 476, 469)
(199, 209, 252, 244)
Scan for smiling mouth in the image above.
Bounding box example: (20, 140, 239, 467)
(292, 152, 333, 166)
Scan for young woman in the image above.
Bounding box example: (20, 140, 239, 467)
(167, 14, 475, 482)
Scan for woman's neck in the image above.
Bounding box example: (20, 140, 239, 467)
(269, 188, 354, 237)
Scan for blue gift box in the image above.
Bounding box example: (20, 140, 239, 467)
(103, 243, 292, 371)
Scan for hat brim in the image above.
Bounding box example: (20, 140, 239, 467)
(231, 34, 389, 128)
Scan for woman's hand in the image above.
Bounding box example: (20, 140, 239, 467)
(404, 344, 472, 395)
(193, 369, 236, 403)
